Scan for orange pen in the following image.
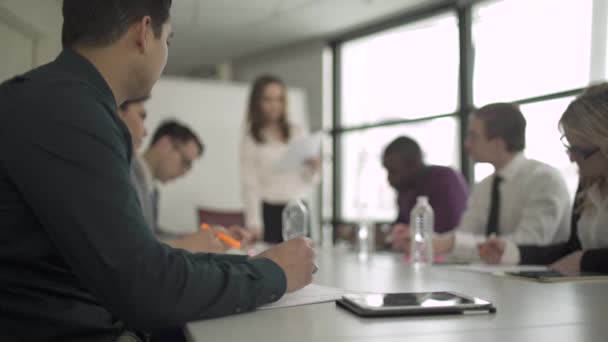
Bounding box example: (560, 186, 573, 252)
(200, 223, 242, 249)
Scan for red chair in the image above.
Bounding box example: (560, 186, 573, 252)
(197, 207, 245, 228)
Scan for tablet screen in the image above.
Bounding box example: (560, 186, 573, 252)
(343, 291, 484, 309)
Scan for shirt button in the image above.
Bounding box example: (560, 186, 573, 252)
(235, 307, 242, 313)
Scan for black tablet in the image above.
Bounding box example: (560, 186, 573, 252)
(506, 270, 608, 283)
(336, 291, 496, 317)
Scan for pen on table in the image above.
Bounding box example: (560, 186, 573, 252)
(200, 223, 242, 249)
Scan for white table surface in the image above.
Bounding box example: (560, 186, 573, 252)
(186, 249, 608, 342)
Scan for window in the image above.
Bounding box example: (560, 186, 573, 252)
(472, 0, 593, 105)
(340, 117, 459, 221)
(340, 13, 459, 127)
(474, 97, 579, 198)
(521, 98, 579, 196)
(337, 12, 460, 222)
(332, 0, 606, 227)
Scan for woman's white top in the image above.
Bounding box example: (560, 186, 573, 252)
(240, 125, 319, 232)
(577, 184, 608, 249)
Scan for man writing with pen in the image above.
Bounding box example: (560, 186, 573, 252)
(119, 100, 252, 252)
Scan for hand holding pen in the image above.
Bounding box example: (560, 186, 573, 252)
(478, 234, 505, 264)
(200, 223, 242, 249)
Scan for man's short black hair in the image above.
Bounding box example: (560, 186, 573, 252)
(150, 120, 204, 156)
(474, 103, 526, 152)
(383, 136, 423, 164)
(62, 0, 172, 48)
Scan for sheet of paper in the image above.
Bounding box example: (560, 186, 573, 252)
(276, 131, 322, 171)
(444, 263, 549, 275)
(258, 283, 349, 310)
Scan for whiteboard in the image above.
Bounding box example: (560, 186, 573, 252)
(144, 77, 309, 232)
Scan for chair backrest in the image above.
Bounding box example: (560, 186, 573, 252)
(197, 207, 245, 228)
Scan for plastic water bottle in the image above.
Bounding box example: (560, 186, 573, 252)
(409, 196, 434, 266)
(357, 220, 375, 257)
(322, 222, 333, 250)
(282, 199, 309, 241)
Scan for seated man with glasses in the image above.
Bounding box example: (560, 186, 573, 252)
(122, 105, 233, 254)
(132, 120, 209, 240)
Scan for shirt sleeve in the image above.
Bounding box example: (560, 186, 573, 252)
(581, 249, 608, 273)
(448, 181, 488, 261)
(2, 92, 286, 332)
(240, 133, 264, 232)
(518, 242, 572, 265)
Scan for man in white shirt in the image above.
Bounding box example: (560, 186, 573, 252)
(120, 106, 231, 253)
(424, 103, 571, 262)
(133, 120, 204, 235)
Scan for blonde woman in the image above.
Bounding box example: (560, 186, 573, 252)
(240, 75, 320, 243)
(480, 83, 608, 274)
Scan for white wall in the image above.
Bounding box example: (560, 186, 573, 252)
(0, 20, 34, 82)
(233, 40, 327, 131)
(0, 0, 62, 81)
(145, 77, 310, 233)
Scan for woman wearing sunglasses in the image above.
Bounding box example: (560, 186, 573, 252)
(479, 83, 608, 274)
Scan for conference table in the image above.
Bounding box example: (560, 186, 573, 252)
(186, 249, 608, 341)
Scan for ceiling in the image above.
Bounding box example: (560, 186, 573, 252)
(166, 0, 443, 75)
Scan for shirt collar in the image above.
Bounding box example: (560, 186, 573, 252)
(138, 155, 157, 194)
(496, 153, 526, 181)
(54, 49, 117, 113)
(586, 183, 608, 210)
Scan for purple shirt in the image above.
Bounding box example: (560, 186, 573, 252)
(396, 165, 469, 233)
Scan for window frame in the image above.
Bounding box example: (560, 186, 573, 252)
(326, 0, 604, 231)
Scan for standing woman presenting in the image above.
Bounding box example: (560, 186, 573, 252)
(240, 75, 320, 243)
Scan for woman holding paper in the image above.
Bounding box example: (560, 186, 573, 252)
(479, 83, 608, 274)
(240, 74, 320, 243)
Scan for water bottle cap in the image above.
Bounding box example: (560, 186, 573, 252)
(416, 196, 429, 204)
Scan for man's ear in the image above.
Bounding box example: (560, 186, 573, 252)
(494, 138, 507, 152)
(133, 16, 153, 54)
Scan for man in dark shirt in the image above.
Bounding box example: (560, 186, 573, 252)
(0, 1, 315, 341)
(382, 136, 469, 251)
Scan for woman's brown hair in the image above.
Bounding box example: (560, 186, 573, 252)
(246, 74, 290, 143)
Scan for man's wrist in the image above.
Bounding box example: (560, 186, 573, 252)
(436, 233, 455, 255)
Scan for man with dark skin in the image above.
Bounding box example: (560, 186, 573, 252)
(382, 136, 468, 251)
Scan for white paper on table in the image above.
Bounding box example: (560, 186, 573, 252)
(258, 284, 350, 310)
(444, 263, 548, 275)
(276, 131, 322, 171)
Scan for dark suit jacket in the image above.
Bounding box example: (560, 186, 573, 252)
(519, 186, 608, 273)
(0, 49, 286, 341)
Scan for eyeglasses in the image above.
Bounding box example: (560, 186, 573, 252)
(560, 135, 600, 160)
(172, 142, 195, 170)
